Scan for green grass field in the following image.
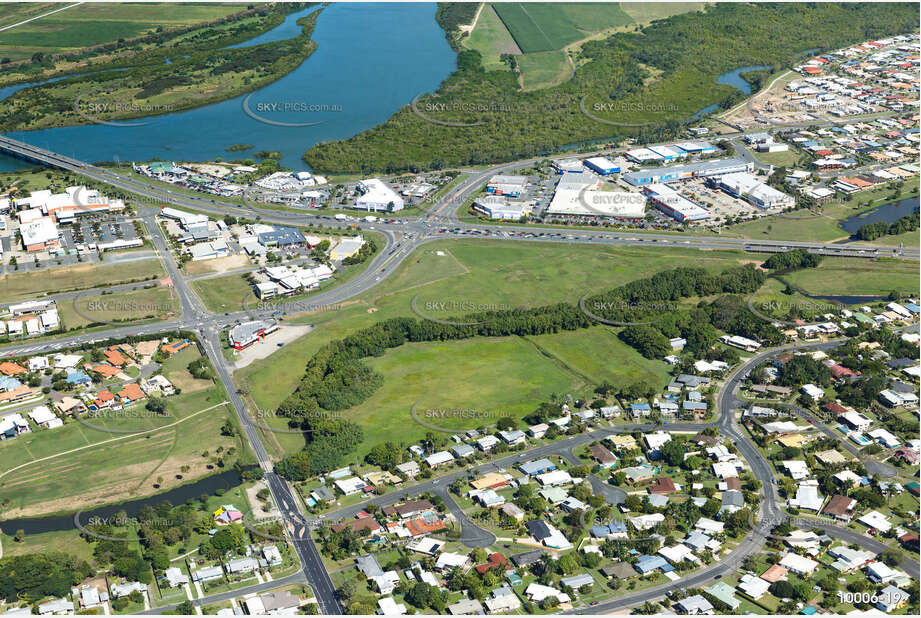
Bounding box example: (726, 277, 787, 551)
(619, 2, 708, 24)
(0, 348, 241, 518)
(782, 258, 919, 296)
(345, 336, 582, 457)
(517, 49, 572, 90)
(492, 2, 633, 53)
(0, 3, 243, 61)
(464, 4, 521, 71)
(751, 147, 803, 168)
(238, 240, 759, 458)
(237, 238, 919, 460)
(59, 285, 179, 330)
(0, 259, 165, 303)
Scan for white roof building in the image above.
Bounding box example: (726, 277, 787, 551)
(28, 405, 61, 428)
(524, 583, 570, 604)
(791, 482, 824, 511)
(658, 543, 696, 564)
(779, 552, 819, 575)
(738, 573, 771, 599)
(356, 178, 404, 212)
(425, 450, 454, 467)
(334, 477, 366, 495)
(536, 469, 573, 487)
(435, 552, 468, 571)
(644, 431, 671, 450)
(782, 460, 811, 481)
(694, 518, 724, 535)
(629, 513, 665, 531)
(377, 597, 407, 615)
(20, 217, 58, 249)
(868, 428, 901, 448)
(858, 510, 891, 533)
(712, 461, 739, 479)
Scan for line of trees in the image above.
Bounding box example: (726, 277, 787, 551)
(762, 248, 822, 271)
(855, 211, 919, 241)
(275, 265, 771, 480)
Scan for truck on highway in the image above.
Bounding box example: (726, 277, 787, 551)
(334, 214, 348, 220)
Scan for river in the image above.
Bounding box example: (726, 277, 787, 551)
(0, 468, 246, 536)
(693, 64, 772, 119)
(0, 3, 456, 172)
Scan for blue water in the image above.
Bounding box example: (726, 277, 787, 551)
(224, 6, 320, 48)
(1, 3, 456, 171)
(691, 64, 772, 119)
(840, 197, 920, 235)
(716, 65, 771, 95)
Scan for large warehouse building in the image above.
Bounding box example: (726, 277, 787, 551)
(643, 184, 711, 222)
(473, 195, 532, 220)
(583, 157, 620, 175)
(623, 158, 754, 186)
(356, 178, 404, 212)
(714, 173, 795, 209)
(546, 173, 645, 218)
(486, 175, 528, 197)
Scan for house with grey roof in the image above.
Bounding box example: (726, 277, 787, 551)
(560, 573, 594, 590)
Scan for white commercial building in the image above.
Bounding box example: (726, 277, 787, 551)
(643, 184, 710, 222)
(716, 172, 795, 209)
(160, 207, 208, 227)
(473, 195, 531, 220)
(355, 179, 404, 212)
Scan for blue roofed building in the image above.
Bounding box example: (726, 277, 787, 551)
(65, 370, 92, 386)
(257, 226, 306, 248)
(519, 458, 556, 476)
(591, 520, 628, 539)
(635, 554, 671, 574)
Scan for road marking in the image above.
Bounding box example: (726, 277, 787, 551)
(0, 3, 84, 32)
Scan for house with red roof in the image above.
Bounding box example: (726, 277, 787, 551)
(405, 517, 446, 537)
(118, 383, 145, 403)
(161, 340, 190, 356)
(475, 553, 508, 575)
(104, 349, 128, 366)
(332, 518, 381, 534)
(648, 477, 677, 495)
(92, 364, 121, 378)
(893, 447, 919, 464)
(0, 362, 27, 376)
(830, 365, 859, 380)
(94, 390, 116, 409)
